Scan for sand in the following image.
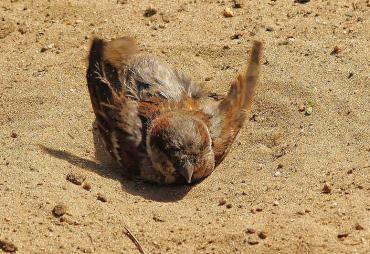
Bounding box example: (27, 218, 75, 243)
(0, 0, 369, 253)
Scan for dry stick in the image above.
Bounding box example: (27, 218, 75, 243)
(123, 223, 145, 254)
(88, 233, 95, 252)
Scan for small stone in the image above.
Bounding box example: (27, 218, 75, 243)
(232, 0, 243, 8)
(337, 232, 349, 240)
(231, 32, 243, 40)
(97, 193, 107, 202)
(52, 204, 67, 217)
(278, 40, 289, 46)
(295, 0, 310, 3)
(355, 223, 364, 230)
(277, 163, 283, 169)
(18, 27, 27, 34)
(218, 198, 226, 206)
(153, 215, 165, 222)
(273, 171, 281, 177)
(247, 240, 259, 245)
(66, 172, 86, 185)
(298, 104, 305, 112)
(258, 231, 267, 239)
(223, 44, 231, 50)
(205, 77, 212, 81)
(223, 8, 234, 18)
(322, 183, 332, 194)
(246, 228, 256, 234)
(0, 239, 18, 253)
(226, 204, 233, 209)
(82, 182, 91, 191)
(144, 7, 157, 17)
(348, 72, 354, 79)
(265, 26, 274, 32)
(273, 200, 279, 206)
(304, 106, 313, 116)
(331, 46, 341, 55)
(40, 43, 54, 53)
(10, 132, 17, 138)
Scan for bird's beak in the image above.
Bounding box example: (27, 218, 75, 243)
(178, 163, 194, 184)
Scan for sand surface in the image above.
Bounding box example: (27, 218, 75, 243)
(1, 0, 369, 253)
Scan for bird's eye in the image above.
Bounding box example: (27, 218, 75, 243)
(188, 156, 197, 164)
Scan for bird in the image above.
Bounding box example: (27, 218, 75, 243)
(86, 36, 262, 185)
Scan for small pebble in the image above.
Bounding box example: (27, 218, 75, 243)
(304, 106, 313, 116)
(66, 172, 86, 185)
(355, 223, 364, 230)
(52, 204, 67, 217)
(298, 104, 305, 112)
(10, 132, 17, 138)
(223, 8, 234, 18)
(246, 228, 256, 234)
(258, 231, 267, 239)
(153, 215, 165, 222)
(232, 0, 243, 8)
(322, 183, 332, 194)
(226, 204, 233, 209)
(331, 46, 341, 55)
(273, 200, 279, 206)
(0, 239, 17, 253)
(18, 27, 27, 34)
(117, 0, 127, 4)
(231, 32, 243, 40)
(82, 182, 91, 191)
(337, 232, 349, 240)
(97, 193, 107, 202)
(273, 171, 281, 177)
(295, 0, 310, 3)
(40, 43, 54, 53)
(247, 240, 259, 245)
(218, 198, 226, 206)
(144, 7, 157, 17)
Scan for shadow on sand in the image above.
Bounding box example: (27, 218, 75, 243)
(40, 125, 193, 202)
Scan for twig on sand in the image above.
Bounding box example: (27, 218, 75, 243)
(123, 223, 145, 254)
(88, 233, 95, 252)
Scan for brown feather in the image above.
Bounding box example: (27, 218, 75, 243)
(212, 41, 262, 165)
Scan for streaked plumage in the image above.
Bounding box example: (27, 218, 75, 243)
(86, 36, 262, 184)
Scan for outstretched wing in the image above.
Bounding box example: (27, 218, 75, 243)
(86, 37, 143, 170)
(209, 41, 262, 166)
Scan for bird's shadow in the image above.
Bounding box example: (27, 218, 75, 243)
(40, 123, 192, 202)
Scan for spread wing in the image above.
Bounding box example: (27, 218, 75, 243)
(86, 37, 143, 170)
(209, 41, 262, 166)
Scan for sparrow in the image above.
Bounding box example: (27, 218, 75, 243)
(86, 36, 262, 184)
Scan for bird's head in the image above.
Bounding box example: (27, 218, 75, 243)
(146, 113, 215, 184)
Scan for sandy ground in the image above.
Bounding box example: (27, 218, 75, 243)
(0, 0, 369, 253)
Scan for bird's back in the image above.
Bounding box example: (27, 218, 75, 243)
(122, 56, 204, 103)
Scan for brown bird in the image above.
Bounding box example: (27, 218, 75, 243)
(86, 37, 262, 184)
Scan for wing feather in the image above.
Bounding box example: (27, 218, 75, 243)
(210, 41, 262, 165)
